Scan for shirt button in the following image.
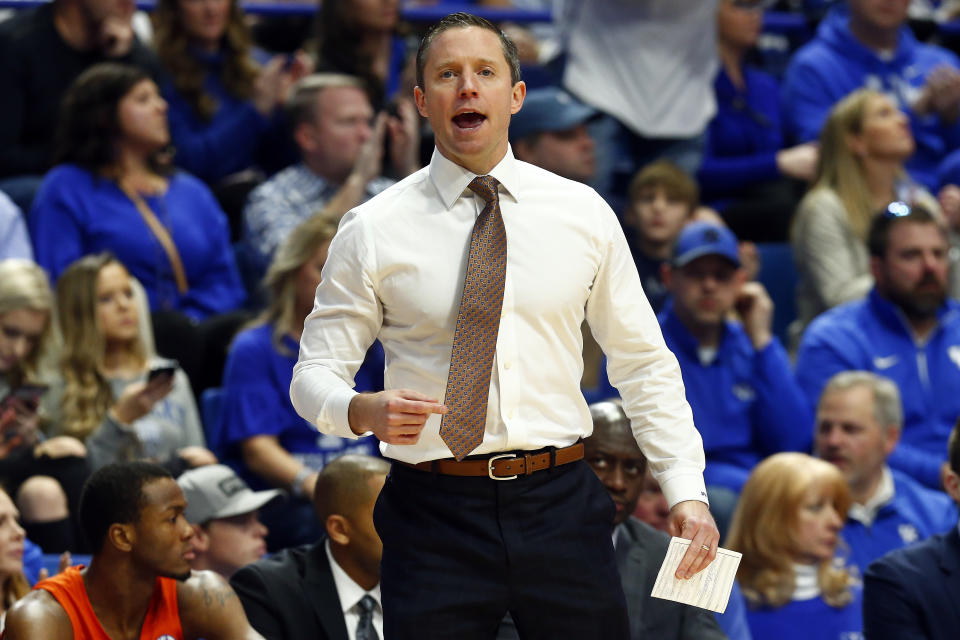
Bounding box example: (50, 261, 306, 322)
(504, 361, 512, 370)
(508, 410, 515, 419)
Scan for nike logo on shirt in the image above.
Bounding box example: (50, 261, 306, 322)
(873, 355, 899, 369)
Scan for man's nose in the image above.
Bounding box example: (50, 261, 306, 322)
(459, 74, 479, 98)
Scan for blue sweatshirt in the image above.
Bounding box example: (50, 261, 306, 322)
(161, 49, 287, 183)
(30, 164, 246, 319)
(745, 590, 862, 640)
(220, 324, 381, 485)
(796, 289, 960, 488)
(699, 64, 784, 202)
(782, 5, 960, 190)
(842, 468, 958, 574)
(659, 303, 813, 492)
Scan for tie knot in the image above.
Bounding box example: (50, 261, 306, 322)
(358, 594, 377, 614)
(469, 175, 499, 204)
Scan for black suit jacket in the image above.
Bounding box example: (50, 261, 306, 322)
(230, 540, 350, 640)
(616, 519, 727, 640)
(864, 526, 960, 640)
(497, 518, 726, 640)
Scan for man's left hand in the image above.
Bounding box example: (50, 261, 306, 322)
(668, 500, 720, 579)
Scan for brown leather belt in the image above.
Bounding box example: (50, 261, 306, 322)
(398, 442, 584, 480)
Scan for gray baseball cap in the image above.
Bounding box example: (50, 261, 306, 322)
(177, 465, 283, 525)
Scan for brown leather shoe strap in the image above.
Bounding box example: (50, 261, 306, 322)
(400, 442, 584, 479)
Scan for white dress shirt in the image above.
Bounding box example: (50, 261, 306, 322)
(326, 540, 383, 640)
(291, 146, 708, 507)
(561, 0, 718, 137)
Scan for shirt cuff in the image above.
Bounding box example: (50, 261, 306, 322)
(659, 471, 710, 510)
(319, 386, 363, 439)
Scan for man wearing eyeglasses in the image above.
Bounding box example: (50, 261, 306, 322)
(797, 203, 960, 491)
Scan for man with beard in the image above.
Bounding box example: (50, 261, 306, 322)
(813, 371, 956, 574)
(3, 462, 265, 639)
(797, 204, 960, 489)
(659, 221, 812, 536)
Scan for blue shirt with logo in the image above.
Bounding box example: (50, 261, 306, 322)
(796, 289, 960, 489)
(659, 303, 813, 492)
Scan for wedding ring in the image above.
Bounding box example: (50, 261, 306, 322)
(700, 545, 710, 551)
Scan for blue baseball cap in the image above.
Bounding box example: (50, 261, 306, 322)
(509, 88, 597, 142)
(673, 222, 741, 268)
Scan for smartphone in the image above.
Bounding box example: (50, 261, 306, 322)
(147, 363, 177, 383)
(1, 383, 48, 407)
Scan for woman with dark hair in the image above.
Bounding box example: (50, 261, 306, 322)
(29, 62, 246, 321)
(315, 0, 407, 108)
(220, 213, 381, 550)
(152, 0, 310, 183)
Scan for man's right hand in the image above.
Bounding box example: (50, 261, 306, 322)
(348, 389, 447, 444)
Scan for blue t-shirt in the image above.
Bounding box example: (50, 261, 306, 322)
(30, 164, 246, 319)
(220, 323, 381, 482)
(746, 591, 863, 640)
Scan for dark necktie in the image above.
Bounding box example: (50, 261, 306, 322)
(439, 175, 507, 461)
(356, 594, 379, 640)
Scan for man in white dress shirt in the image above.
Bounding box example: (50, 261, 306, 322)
(290, 12, 718, 639)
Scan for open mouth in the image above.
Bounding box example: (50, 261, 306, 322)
(453, 112, 486, 130)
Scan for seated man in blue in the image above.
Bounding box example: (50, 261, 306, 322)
(220, 215, 381, 551)
(796, 204, 960, 489)
(863, 416, 960, 640)
(782, 0, 960, 191)
(659, 221, 811, 534)
(814, 370, 956, 574)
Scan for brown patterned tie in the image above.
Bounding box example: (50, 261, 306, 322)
(439, 175, 506, 461)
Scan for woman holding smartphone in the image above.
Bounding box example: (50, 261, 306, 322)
(45, 253, 216, 474)
(0, 259, 88, 553)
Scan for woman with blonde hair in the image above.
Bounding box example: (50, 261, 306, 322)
(220, 213, 381, 550)
(0, 260, 87, 553)
(152, 0, 309, 182)
(791, 88, 938, 331)
(48, 253, 216, 475)
(0, 486, 30, 631)
(727, 452, 861, 639)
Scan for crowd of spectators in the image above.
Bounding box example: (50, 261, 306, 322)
(0, 0, 959, 638)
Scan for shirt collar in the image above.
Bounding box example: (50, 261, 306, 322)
(848, 466, 895, 527)
(428, 145, 520, 210)
(324, 539, 381, 616)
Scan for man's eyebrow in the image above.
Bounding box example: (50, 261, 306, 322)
(432, 57, 502, 69)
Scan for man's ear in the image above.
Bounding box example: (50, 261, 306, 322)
(108, 523, 134, 553)
(190, 524, 210, 552)
(414, 86, 428, 118)
(870, 255, 884, 283)
(944, 467, 960, 504)
(293, 123, 316, 155)
(510, 80, 527, 115)
(326, 514, 350, 546)
(883, 425, 901, 457)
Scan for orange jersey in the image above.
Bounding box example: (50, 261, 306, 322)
(34, 566, 183, 640)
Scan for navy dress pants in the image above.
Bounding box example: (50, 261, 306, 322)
(374, 457, 631, 639)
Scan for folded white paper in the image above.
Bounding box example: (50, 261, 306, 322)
(650, 536, 743, 614)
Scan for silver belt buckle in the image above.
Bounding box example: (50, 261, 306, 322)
(488, 453, 518, 480)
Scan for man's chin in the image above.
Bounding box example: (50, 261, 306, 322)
(162, 569, 193, 582)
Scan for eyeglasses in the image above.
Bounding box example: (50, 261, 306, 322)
(884, 201, 912, 218)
